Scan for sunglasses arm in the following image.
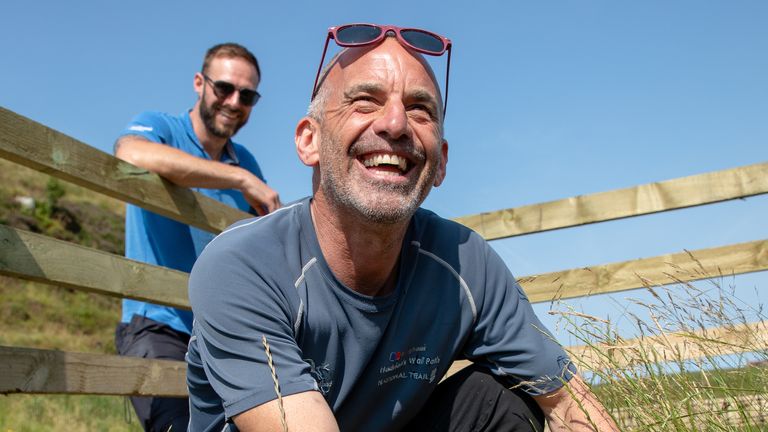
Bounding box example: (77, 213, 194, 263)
(443, 46, 452, 117)
(311, 35, 333, 100)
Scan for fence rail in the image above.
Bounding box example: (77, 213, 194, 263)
(0, 224, 189, 309)
(0, 346, 186, 397)
(4, 222, 765, 310)
(454, 161, 768, 240)
(445, 319, 768, 378)
(0, 107, 247, 234)
(7, 319, 766, 396)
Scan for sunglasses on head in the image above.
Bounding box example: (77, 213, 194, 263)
(203, 74, 261, 107)
(311, 23, 453, 116)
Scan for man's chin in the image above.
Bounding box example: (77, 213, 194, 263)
(346, 193, 423, 225)
(209, 123, 240, 139)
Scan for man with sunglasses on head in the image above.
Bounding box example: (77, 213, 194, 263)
(113, 42, 280, 432)
(187, 25, 617, 432)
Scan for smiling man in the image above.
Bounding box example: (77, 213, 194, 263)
(187, 26, 617, 432)
(113, 43, 280, 432)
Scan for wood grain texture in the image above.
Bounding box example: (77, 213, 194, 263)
(445, 320, 768, 380)
(454, 162, 768, 240)
(0, 224, 190, 309)
(567, 319, 768, 371)
(0, 106, 250, 233)
(520, 239, 768, 303)
(0, 346, 187, 396)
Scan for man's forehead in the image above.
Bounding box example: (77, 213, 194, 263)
(330, 38, 440, 93)
(208, 56, 260, 82)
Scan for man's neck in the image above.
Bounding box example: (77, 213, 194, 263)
(189, 105, 227, 161)
(310, 195, 410, 297)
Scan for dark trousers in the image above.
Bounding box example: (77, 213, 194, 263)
(115, 315, 190, 432)
(404, 364, 546, 432)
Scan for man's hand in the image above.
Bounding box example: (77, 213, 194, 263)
(533, 374, 619, 431)
(237, 170, 281, 215)
(115, 136, 281, 215)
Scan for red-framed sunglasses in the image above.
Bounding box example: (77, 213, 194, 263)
(311, 23, 453, 116)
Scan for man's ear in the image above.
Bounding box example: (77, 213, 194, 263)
(434, 139, 448, 187)
(193, 73, 204, 99)
(295, 117, 320, 167)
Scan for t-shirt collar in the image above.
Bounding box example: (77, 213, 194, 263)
(183, 110, 240, 166)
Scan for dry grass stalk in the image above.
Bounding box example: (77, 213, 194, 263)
(262, 334, 288, 432)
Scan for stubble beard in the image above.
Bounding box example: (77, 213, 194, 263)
(199, 92, 248, 139)
(318, 133, 439, 225)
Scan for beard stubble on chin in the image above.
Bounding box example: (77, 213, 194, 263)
(199, 92, 248, 139)
(318, 133, 439, 225)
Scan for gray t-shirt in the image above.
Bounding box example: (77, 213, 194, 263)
(187, 197, 574, 432)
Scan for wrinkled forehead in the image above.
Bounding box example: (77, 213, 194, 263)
(323, 38, 442, 102)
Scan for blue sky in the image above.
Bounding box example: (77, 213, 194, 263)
(2, 1, 767, 345)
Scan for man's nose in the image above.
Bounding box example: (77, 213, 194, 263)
(371, 100, 410, 140)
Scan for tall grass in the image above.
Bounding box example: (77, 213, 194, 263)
(551, 266, 768, 431)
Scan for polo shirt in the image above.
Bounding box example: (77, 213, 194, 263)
(119, 110, 265, 334)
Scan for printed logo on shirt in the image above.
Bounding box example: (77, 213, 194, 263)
(305, 358, 333, 395)
(378, 345, 441, 387)
(128, 125, 153, 132)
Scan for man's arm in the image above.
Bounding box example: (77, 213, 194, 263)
(233, 390, 340, 432)
(533, 374, 619, 431)
(115, 135, 281, 215)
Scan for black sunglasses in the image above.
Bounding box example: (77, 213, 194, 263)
(203, 74, 261, 106)
(312, 24, 452, 116)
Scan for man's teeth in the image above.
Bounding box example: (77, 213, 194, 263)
(362, 154, 408, 172)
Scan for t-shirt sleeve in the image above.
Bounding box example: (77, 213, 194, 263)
(462, 240, 577, 395)
(188, 236, 319, 419)
(117, 111, 174, 146)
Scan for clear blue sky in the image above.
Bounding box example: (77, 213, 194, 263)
(2, 1, 767, 346)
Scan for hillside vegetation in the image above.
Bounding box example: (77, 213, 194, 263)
(0, 158, 142, 431)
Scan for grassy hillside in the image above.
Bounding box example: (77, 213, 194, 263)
(0, 158, 141, 431)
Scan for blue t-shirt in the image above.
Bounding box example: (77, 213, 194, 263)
(187, 198, 575, 432)
(119, 111, 265, 334)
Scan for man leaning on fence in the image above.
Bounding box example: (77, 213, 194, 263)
(113, 42, 280, 432)
(186, 24, 619, 432)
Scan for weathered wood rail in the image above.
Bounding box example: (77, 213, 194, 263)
(1, 107, 767, 420)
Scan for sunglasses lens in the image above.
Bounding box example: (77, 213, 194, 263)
(336, 24, 383, 45)
(400, 30, 445, 54)
(212, 81, 236, 98)
(239, 89, 260, 106)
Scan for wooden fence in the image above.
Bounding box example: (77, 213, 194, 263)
(1, 106, 767, 403)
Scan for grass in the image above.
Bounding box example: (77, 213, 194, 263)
(551, 271, 768, 431)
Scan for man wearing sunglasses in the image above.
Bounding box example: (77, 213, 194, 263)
(187, 25, 617, 432)
(113, 42, 280, 432)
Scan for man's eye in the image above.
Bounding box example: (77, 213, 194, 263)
(353, 96, 378, 104)
(351, 97, 380, 112)
(408, 104, 436, 119)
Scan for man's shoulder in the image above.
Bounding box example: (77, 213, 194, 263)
(412, 207, 484, 248)
(202, 200, 308, 259)
(125, 110, 181, 129)
(120, 111, 190, 146)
